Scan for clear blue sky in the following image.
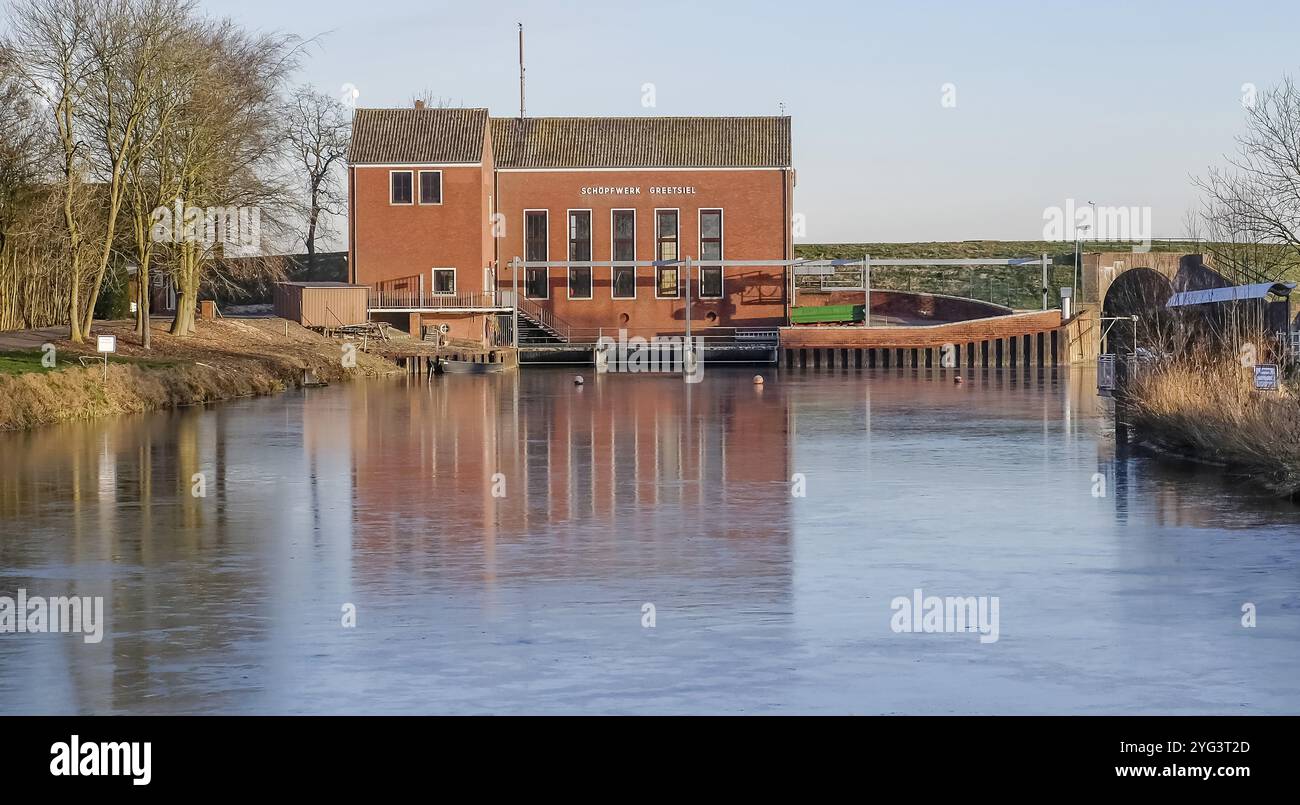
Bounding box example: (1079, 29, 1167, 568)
(181, 1, 1300, 241)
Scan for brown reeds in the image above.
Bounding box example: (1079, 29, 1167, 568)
(1126, 348, 1300, 497)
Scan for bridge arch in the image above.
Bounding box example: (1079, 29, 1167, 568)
(1101, 266, 1173, 354)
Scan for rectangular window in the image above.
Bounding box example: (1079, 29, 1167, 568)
(656, 210, 678, 298)
(525, 211, 548, 262)
(700, 266, 723, 298)
(390, 171, 413, 204)
(418, 171, 442, 204)
(612, 266, 636, 299)
(612, 210, 635, 261)
(432, 268, 455, 296)
(568, 210, 592, 262)
(612, 209, 636, 299)
(699, 209, 723, 298)
(655, 209, 678, 263)
(569, 267, 592, 299)
(525, 268, 548, 299)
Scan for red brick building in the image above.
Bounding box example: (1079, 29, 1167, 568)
(348, 104, 793, 346)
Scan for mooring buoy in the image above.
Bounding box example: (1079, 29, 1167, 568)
(574, 375, 585, 386)
(753, 375, 765, 385)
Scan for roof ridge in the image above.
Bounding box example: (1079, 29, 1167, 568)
(488, 114, 788, 121)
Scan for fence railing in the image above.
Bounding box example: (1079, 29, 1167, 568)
(517, 325, 780, 347)
(512, 293, 577, 342)
(367, 292, 503, 310)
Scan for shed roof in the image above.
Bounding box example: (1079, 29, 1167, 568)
(1166, 282, 1296, 307)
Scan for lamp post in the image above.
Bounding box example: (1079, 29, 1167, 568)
(1073, 223, 1091, 301)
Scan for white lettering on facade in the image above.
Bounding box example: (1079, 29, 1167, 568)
(578, 186, 699, 196)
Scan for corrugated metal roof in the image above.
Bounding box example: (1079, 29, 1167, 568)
(489, 116, 791, 169)
(1166, 282, 1296, 307)
(348, 108, 488, 164)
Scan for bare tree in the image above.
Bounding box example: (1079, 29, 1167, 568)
(1194, 75, 1300, 284)
(79, 0, 196, 339)
(153, 18, 300, 336)
(5, 0, 98, 341)
(284, 84, 350, 274)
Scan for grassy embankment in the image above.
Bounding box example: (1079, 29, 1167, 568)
(1126, 354, 1300, 498)
(0, 318, 399, 430)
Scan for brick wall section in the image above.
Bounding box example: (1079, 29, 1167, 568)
(352, 163, 490, 291)
(495, 168, 790, 331)
(779, 310, 1064, 348)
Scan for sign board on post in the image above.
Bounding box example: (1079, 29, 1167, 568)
(1254, 364, 1279, 391)
(95, 335, 115, 383)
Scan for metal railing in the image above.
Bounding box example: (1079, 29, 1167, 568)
(518, 325, 780, 348)
(367, 292, 504, 310)
(512, 293, 577, 342)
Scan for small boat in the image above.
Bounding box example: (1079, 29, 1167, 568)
(438, 358, 511, 374)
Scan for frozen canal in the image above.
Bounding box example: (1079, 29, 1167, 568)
(1, 366, 1297, 714)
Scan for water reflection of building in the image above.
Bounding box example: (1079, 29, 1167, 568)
(346, 373, 795, 580)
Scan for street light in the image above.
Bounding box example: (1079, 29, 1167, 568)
(1073, 223, 1092, 300)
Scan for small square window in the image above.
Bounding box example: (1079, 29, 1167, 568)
(390, 171, 413, 204)
(432, 268, 455, 295)
(419, 171, 441, 204)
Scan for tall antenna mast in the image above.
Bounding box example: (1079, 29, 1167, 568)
(518, 23, 526, 118)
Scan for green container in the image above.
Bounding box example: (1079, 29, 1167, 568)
(791, 304, 864, 324)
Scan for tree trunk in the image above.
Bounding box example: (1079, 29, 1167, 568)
(305, 203, 318, 277)
(136, 258, 152, 349)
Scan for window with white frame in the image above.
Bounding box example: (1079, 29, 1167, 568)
(432, 268, 455, 296)
(569, 266, 592, 299)
(524, 211, 548, 299)
(612, 209, 636, 299)
(568, 210, 592, 261)
(699, 209, 723, 298)
(525, 211, 548, 261)
(655, 210, 679, 298)
(390, 171, 413, 204)
(418, 170, 442, 204)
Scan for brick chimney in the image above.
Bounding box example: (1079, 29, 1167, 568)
(414, 99, 425, 109)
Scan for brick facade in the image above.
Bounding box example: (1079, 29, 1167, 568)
(348, 108, 793, 342)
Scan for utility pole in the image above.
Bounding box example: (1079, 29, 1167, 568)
(1041, 252, 1049, 311)
(864, 253, 872, 327)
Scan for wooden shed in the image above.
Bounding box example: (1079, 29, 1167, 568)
(274, 282, 369, 328)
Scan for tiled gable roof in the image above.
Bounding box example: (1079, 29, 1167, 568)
(489, 116, 791, 169)
(348, 107, 488, 164)
(347, 108, 792, 169)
